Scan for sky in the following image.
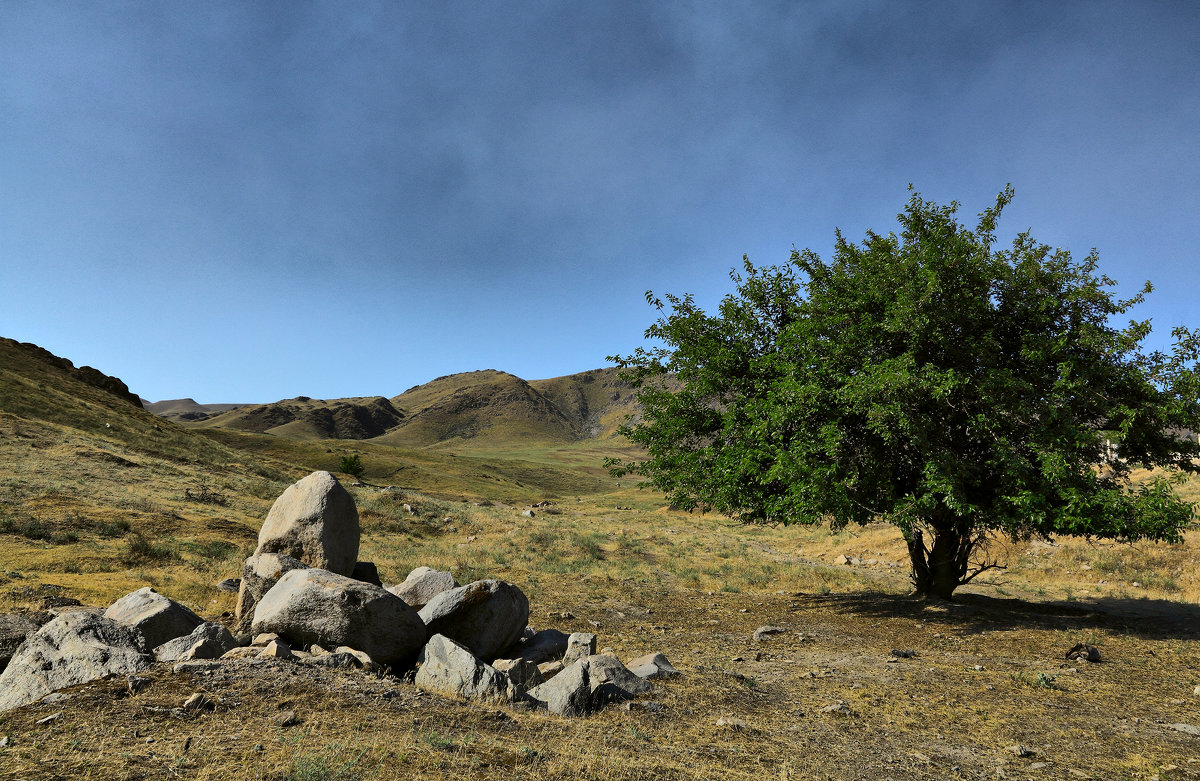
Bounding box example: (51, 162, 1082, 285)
(2, 1, 1198, 403)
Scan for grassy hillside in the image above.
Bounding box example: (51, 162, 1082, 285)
(3, 338, 1200, 780)
(142, 398, 247, 423)
(199, 396, 405, 440)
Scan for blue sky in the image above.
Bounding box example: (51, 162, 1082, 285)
(2, 1, 1197, 403)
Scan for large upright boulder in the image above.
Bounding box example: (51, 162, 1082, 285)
(255, 471, 359, 575)
(233, 553, 308, 636)
(418, 580, 529, 661)
(250, 568, 425, 667)
(104, 587, 203, 649)
(0, 612, 151, 711)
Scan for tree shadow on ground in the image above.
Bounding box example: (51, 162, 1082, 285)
(808, 590, 1200, 641)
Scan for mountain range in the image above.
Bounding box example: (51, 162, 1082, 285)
(144, 367, 640, 447)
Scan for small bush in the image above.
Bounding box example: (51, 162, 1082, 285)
(184, 482, 228, 506)
(95, 519, 132, 538)
(122, 532, 181, 565)
(339, 454, 365, 480)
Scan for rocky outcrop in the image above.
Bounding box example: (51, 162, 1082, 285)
(388, 567, 458, 609)
(0, 612, 152, 711)
(254, 471, 360, 575)
(414, 634, 516, 704)
(104, 587, 203, 649)
(250, 568, 425, 667)
(418, 580, 528, 661)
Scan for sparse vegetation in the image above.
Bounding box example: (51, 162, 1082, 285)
(339, 453, 365, 480)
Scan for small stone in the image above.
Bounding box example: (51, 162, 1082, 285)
(538, 660, 564, 678)
(127, 675, 151, 694)
(622, 701, 665, 713)
(1168, 723, 1200, 736)
(252, 743, 264, 752)
(821, 701, 852, 716)
(1008, 744, 1035, 757)
(716, 715, 747, 731)
(39, 693, 72, 704)
(890, 649, 916, 659)
(0, 735, 8, 747)
(973, 665, 985, 671)
(274, 710, 300, 727)
(1029, 762, 1049, 770)
(215, 578, 241, 593)
(1193, 685, 1200, 697)
(252, 633, 279, 647)
(753, 626, 785, 642)
(259, 640, 295, 660)
(182, 693, 208, 711)
(1065, 643, 1101, 662)
(35, 711, 62, 725)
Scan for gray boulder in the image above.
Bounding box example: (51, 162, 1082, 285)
(627, 652, 681, 679)
(351, 561, 382, 587)
(526, 654, 650, 717)
(504, 628, 569, 664)
(415, 634, 515, 704)
(233, 553, 309, 635)
(255, 471, 360, 576)
(0, 612, 152, 712)
(153, 622, 239, 662)
(0, 614, 42, 673)
(418, 579, 529, 660)
(586, 653, 652, 700)
(250, 568, 425, 667)
(526, 659, 593, 716)
(492, 657, 545, 690)
(104, 587, 203, 649)
(563, 632, 597, 666)
(389, 567, 458, 609)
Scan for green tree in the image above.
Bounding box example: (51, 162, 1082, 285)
(339, 453, 365, 481)
(610, 187, 1200, 600)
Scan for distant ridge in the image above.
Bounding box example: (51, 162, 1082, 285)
(165, 367, 640, 446)
(199, 396, 405, 440)
(143, 398, 248, 422)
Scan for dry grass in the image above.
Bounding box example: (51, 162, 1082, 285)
(2, 409, 1200, 779)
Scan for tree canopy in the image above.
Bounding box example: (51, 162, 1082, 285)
(610, 187, 1200, 599)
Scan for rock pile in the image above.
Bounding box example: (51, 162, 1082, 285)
(0, 471, 677, 717)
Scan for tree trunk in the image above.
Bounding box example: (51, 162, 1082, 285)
(906, 519, 972, 601)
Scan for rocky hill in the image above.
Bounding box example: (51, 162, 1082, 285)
(198, 396, 405, 440)
(178, 368, 640, 447)
(142, 398, 247, 423)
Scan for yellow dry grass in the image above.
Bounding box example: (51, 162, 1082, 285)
(2, 403, 1200, 779)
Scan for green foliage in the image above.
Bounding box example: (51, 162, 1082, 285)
(612, 186, 1200, 599)
(121, 532, 181, 565)
(339, 454, 365, 480)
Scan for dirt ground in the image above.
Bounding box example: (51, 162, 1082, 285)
(1, 571, 1198, 781)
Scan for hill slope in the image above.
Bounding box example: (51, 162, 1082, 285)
(200, 396, 405, 440)
(172, 367, 639, 448)
(143, 398, 247, 423)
